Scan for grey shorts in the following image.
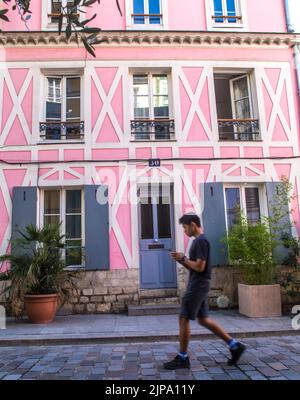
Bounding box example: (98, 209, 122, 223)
(180, 280, 211, 321)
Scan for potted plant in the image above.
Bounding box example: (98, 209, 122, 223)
(0, 223, 80, 323)
(225, 213, 281, 318)
(223, 179, 295, 318)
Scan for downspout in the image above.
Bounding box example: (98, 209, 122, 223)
(284, 0, 300, 96)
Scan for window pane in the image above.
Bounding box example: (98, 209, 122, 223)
(140, 200, 154, 239)
(157, 200, 171, 239)
(46, 78, 61, 120)
(66, 98, 80, 119)
(225, 188, 240, 229)
(67, 77, 80, 97)
(66, 190, 81, 213)
(152, 75, 168, 95)
(66, 215, 81, 239)
(153, 96, 169, 118)
(133, 0, 145, 23)
(149, 0, 161, 24)
(213, 0, 223, 22)
(133, 75, 149, 95)
(226, 0, 237, 22)
(245, 188, 261, 224)
(44, 190, 60, 214)
(233, 77, 248, 101)
(44, 215, 60, 226)
(66, 239, 82, 266)
(134, 76, 150, 119)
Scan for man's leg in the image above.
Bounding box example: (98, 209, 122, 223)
(179, 316, 190, 353)
(198, 316, 231, 343)
(163, 316, 191, 370)
(198, 316, 246, 365)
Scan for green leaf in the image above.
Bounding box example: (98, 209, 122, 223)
(66, 23, 72, 41)
(82, 38, 96, 57)
(81, 27, 101, 33)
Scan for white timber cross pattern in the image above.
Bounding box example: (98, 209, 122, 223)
(0, 69, 33, 146)
(261, 67, 292, 142)
(91, 67, 124, 143)
(178, 67, 213, 142)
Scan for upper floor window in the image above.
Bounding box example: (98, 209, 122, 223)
(126, 0, 168, 29)
(40, 74, 84, 141)
(42, 0, 80, 29)
(214, 71, 260, 141)
(131, 73, 174, 141)
(206, 0, 248, 30)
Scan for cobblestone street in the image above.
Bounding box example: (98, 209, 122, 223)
(0, 336, 299, 380)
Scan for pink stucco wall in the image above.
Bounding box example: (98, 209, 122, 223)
(1, 0, 288, 32)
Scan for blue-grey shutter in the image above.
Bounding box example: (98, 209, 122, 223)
(84, 185, 109, 270)
(201, 182, 228, 266)
(266, 182, 292, 264)
(11, 187, 37, 255)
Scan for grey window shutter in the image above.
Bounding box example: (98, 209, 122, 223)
(201, 182, 228, 266)
(266, 182, 292, 264)
(11, 187, 37, 255)
(84, 185, 110, 270)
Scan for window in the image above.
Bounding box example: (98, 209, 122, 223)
(131, 73, 174, 140)
(225, 185, 262, 231)
(43, 189, 83, 267)
(41, 75, 83, 141)
(206, 0, 247, 30)
(49, 0, 78, 24)
(214, 72, 260, 141)
(126, 0, 168, 29)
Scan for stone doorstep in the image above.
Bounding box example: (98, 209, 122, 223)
(128, 304, 180, 316)
(139, 289, 178, 299)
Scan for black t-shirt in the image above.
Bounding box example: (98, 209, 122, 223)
(188, 234, 211, 282)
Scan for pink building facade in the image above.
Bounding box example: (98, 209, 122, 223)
(0, 0, 300, 313)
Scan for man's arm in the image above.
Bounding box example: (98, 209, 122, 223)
(178, 257, 206, 273)
(170, 252, 206, 273)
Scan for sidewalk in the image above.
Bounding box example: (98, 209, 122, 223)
(0, 310, 298, 346)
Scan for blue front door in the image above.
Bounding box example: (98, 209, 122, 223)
(138, 184, 177, 289)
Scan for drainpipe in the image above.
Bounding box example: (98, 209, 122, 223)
(284, 0, 300, 96)
(284, 0, 295, 32)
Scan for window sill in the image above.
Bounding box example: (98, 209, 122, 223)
(130, 139, 177, 143)
(218, 139, 263, 143)
(37, 140, 85, 145)
(126, 24, 165, 30)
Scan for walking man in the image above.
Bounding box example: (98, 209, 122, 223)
(164, 213, 246, 370)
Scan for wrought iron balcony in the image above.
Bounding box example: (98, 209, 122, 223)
(40, 121, 84, 141)
(218, 119, 260, 141)
(131, 119, 175, 141)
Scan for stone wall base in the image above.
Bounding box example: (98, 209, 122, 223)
(1, 266, 299, 316)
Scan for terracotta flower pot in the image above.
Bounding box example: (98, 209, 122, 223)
(238, 283, 282, 318)
(24, 294, 58, 324)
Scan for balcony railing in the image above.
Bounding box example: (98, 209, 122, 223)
(40, 121, 84, 141)
(218, 119, 260, 141)
(131, 13, 162, 24)
(131, 119, 175, 141)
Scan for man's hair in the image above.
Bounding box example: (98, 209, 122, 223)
(179, 213, 201, 227)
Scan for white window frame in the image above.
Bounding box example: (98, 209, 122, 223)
(42, 0, 83, 31)
(40, 188, 85, 269)
(205, 0, 248, 31)
(129, 70, 174, 141)
(126, 0, 168, 30)
(223, 184, 267, 233)
(41, 72, 84, 143)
